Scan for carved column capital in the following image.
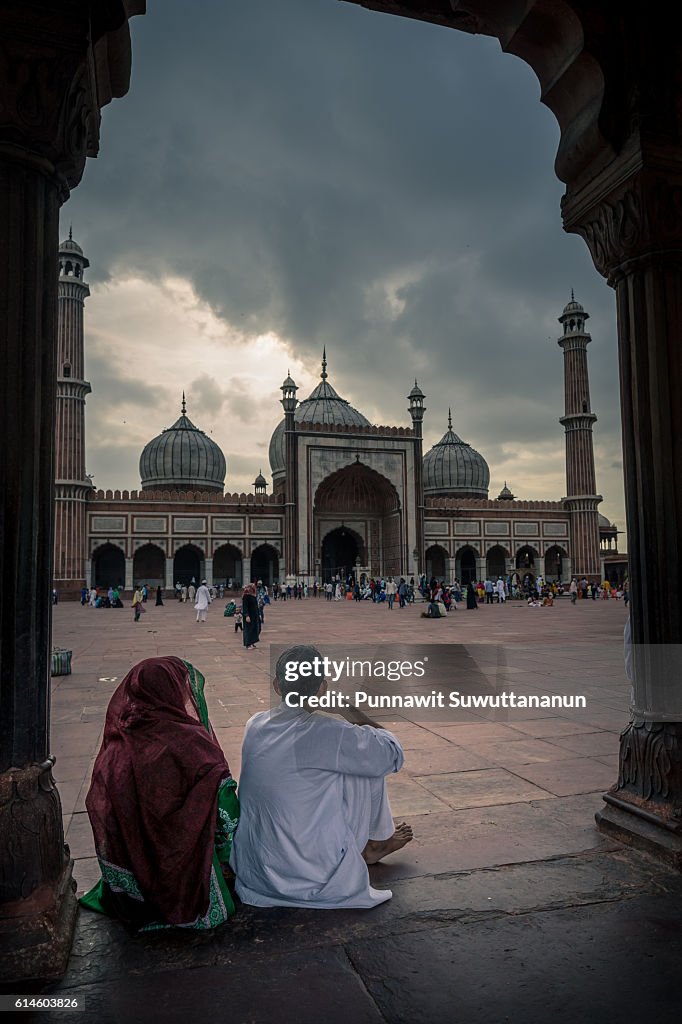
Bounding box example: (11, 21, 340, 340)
(0, 1, 144, 198)
(0, 17, 99, 198)
(562, 160, 682, 282)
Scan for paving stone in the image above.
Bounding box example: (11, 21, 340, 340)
(508, 757, 617, 797)
(346, 894, 682, 1024)
(38, 948, 384, 1024)
(416, 768, 553, 809)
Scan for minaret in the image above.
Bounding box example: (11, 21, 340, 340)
(558, 293, 602, 580)
(280, 371, 299, 581)
(408, 380, 426, 578)
(53, 230, 92, 598)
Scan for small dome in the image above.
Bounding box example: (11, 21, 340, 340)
(269, 352, 371, 480)
(423, 411, 490, 499)
(408, 380, 425, 400)
(497, 482, 515, 500)
(560, 291, 588, 320)
(59, 237, 83, 255)
(254, 470, 267, 492)
(139, 396, 226, 492)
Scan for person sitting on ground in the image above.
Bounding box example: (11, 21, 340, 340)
(80, 656, 239, 930)
(231, 645, 413, 909)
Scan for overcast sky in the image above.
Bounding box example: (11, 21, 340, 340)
(63, 0, 626, 538)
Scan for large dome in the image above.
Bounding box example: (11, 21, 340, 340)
(269, 353, 371, 481)
(140, 398, 226, 492)
(423, 412, 490, 499)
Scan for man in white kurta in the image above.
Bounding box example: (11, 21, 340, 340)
(231, 647, 409, 909)
(194, 580, 211, 623)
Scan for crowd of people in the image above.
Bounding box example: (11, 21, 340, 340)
(79, 569, 628, 623)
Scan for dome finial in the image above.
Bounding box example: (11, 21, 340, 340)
(68, 224, 73, 241)
(448, 407, 452, 430)
(571, 287, 575, 301)
(181, 391, 186, 415)
(321, 347, 328, 381)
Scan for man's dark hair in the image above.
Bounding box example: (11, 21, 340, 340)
(275, 644, 325, 700)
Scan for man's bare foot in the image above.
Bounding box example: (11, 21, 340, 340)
(362, 822, 413, 864)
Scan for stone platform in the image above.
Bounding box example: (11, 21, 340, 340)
(10, 595, 682, 1021)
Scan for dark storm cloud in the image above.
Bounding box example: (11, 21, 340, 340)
(65, 0, 624, 524)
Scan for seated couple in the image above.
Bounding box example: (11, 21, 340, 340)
(81, 649, 412, 930)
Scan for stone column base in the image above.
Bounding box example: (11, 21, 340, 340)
(0, 761, 78, 983)
(595, 719, 682, 870)
(0, 860, 78, 984)
(595, 801, 682, 870)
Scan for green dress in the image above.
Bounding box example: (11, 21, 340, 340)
(80, 662, 239, 930)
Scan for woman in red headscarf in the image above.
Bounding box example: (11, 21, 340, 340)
(80, 656, 239, 930)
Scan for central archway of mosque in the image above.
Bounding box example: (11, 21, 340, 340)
(321, 527, 363, 581)
(314, 461, 402, 579)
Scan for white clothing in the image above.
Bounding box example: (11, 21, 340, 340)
(385, 580, 397, 596)
(231, 705, 404, 909)
(195, 584, 211, 621)
(495, 580, 506, 601)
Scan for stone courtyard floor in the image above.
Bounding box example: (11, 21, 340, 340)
(26, 596, 682, 1020)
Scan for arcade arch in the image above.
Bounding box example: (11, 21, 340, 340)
(456, 545, 478, 586)
(426, 544, 449, 581)
(214, 543, 242, 586)
(486, 545, 509, 580)
(251, 544, 279, 586)
(545, 545, 568, 582)
(132, 543, 164, 588)
(173, 544, 204, 587)
(92, 543, 125, 590)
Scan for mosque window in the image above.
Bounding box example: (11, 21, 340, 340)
(65, 261, 73, 275)
(74, 264, 81, 278)
(63, 363, 71, 377)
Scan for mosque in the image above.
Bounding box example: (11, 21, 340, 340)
(53, 234, 626, 596)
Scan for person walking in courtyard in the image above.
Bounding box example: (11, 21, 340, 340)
(80, 656, 239, 930)
(484, 578, 494, 604)
(398, 578, 407, 608)
(386, 577, 396, 609)
(188, 582, 196, 604)
(132, 585, 144, 622)
(466, 581, 478, 610)
(242, 583, 260, 649)
(495, 577, 506, 603)
(155, 586, 164, 607)
(234, 606, 243, 634)
(195, 580, 211, 623)
(569, 578, 578, 604)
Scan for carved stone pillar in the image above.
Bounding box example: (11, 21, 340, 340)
(565, 168, 682, 866)
(0, 0, 144, 983)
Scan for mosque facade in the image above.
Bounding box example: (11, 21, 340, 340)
(53, 236, 625, 597)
